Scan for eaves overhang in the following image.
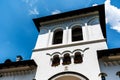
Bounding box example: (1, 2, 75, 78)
(33, 4, 106, 38)
(0, 59, 37, 73)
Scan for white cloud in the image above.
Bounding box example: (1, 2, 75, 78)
(105, 0, 120, 32)
(22, 0, 39, 16)
(52, 10, 61, 15)
(92, 4, 98, 6)
(29, 8, 39, 15)
(22, 0, 37, 6)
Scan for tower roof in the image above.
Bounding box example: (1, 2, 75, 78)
(33, 4, 106, 38)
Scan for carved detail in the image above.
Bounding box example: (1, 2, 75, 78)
(46, 47, 89, 57)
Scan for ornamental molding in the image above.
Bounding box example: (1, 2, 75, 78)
(46, 47, 89, 57)
(33, 39, 106, 52)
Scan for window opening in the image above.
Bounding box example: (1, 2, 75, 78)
(74, 52, 83, 64)
(101, 76, 106, 80)
(72, 26, 83, 42)
(62, 53, 71, 65)
(52, 55, 60, 66)
(53, 29, 63, 44)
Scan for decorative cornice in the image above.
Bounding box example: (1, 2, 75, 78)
(46, 48, 89, 57)
(0, 69, 36, 77)
(0, 60, 37, 74)
(39, 11, 98, 26)
(33, 39, 106, 52)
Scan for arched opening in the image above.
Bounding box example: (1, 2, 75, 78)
(87, 16, 99, 25)
(74, 52, 83, 64)
(55, 75, 81, 80)
(52, 55, 60, 67)
(98, 73, 107, 80)
(53, 29, 63, 44)
(62, 53, 71, 65)
(49, 71, 89, 80)
(72, 26, 83, 42)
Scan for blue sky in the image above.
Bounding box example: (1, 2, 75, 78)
(0, 0, 120, 63)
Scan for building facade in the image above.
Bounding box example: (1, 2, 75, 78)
(31, 4, 113, 80)
(0, 4, 120, 80)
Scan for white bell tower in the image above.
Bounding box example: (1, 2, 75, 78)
(31, 4, 108, 80)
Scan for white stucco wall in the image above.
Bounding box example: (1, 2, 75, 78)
(31, 41, 108, 80)
(31, 13, 108, 80)
(34, 24, 104, 48)
(34, 14, 104, 49)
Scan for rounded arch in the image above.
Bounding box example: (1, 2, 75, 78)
(46, 52, 61, 57)
(53, 28, 63, 34)
(69, 24, 83, 42)
(62, 53, 71, 65)
(74, 52, 83, 64)
(52, 28, 63, 44)
(51, 27, 64, 32)
(68, 23, 83, 29)
(51, 54, 60, 66)
(48, 71, 89, 80)
(72, 49, 83, 64)
(68, 22, 84, 29)
(87, 16, 99, 25)
(62, 50, 72, 55)
(72, 49, 83, 54)
(52, 52, 62, 56)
